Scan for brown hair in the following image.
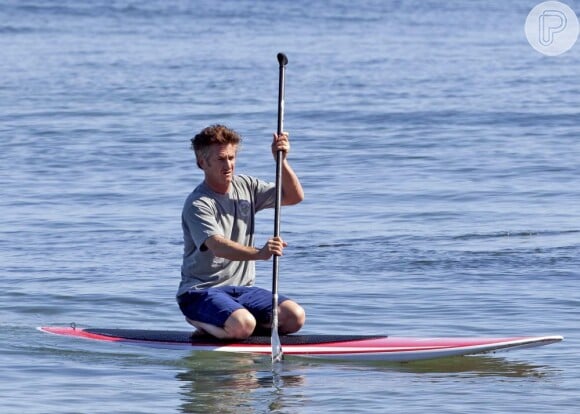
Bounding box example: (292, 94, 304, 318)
(191, 124, 242, 168)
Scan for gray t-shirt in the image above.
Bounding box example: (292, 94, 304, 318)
(177, 174, 276, 297)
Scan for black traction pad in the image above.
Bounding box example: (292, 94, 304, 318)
(85, 328, 385, 345)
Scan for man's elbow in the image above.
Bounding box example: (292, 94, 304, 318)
(204, 235, 228, 257)
(283, 191, 305, 206)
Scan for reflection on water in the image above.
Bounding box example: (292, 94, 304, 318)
(174, 351, 557, 413)
(332, 355, 559, 378)
(175, 352, 306, 414)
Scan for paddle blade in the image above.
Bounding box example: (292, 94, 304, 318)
(271, 298, 283, 362)
(271, 329, 283, 363)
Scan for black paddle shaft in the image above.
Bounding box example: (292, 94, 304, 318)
(272, 53, 287, 310)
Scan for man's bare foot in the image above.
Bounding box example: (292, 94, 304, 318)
(186, 318, 209, 337)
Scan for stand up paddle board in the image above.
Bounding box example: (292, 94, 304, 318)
(38, 326, 563, 362)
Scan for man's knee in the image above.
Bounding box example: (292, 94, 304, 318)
(279, 301, 306, 334)
(224, 309, 256, 339)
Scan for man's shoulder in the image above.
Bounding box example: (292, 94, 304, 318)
(184, 183, 215, 210)
(233, 174, 256, 186)
(233, 174, 273, 190)
(230, 174, 261, 193)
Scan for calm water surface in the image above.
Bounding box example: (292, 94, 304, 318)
(1, 1, 579, 413)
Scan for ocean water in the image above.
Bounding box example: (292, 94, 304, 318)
(1, 0, 579, 412)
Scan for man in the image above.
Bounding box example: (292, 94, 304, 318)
(177, 124, 306, 339)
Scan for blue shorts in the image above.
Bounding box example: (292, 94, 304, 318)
(177, 286, 290, 328)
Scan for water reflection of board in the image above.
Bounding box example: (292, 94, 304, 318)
(38, 326, 563, 362)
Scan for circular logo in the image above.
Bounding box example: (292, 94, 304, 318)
(238, 200, 251, 217)
(525, 1, 579, 56)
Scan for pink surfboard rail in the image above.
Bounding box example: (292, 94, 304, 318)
(38, 326, 563, 362)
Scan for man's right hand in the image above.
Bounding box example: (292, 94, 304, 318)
(257, 236, 288, 260)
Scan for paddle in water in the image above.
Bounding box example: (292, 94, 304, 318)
(271, 52, 288, 363)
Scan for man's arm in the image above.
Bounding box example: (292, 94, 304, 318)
(272, 132, 305, 206)
(281, 159, 304, 206)
(205, 235, 287, 261)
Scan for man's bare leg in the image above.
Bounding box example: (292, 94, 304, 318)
(278, 300, 306, 334)
(186, 308, 256, 339)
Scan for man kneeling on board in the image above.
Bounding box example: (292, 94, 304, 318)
(176, 125, 305, 339)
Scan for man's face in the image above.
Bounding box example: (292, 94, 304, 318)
(200, 143, 237, 193)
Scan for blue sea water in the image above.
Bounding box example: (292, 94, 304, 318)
(1, 0, 579, 412)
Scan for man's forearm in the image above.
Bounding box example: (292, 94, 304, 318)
(205, 235, 262, 261)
